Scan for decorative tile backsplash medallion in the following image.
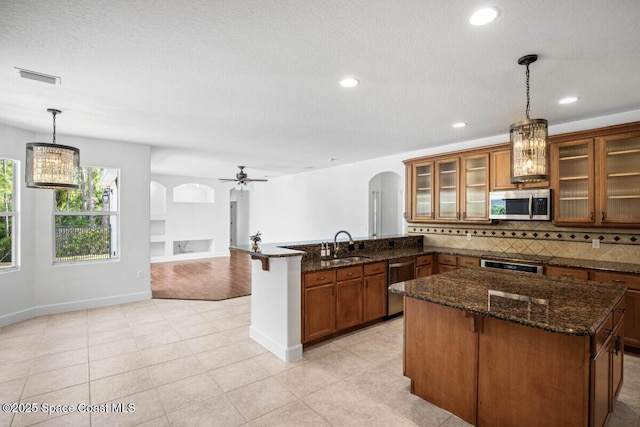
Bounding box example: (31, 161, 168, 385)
(407, 221, 640, 264)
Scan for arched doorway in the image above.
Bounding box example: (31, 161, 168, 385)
(369, 172, 403, 237)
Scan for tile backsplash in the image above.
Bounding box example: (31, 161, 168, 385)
(407, 221, 640, 264)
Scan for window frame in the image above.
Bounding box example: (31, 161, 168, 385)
(53, 166, 120, 265)
(0, 156, 17, 272)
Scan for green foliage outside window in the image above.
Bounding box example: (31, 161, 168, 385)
(0, 158, 14, 268)
(55, 167, 118, 262)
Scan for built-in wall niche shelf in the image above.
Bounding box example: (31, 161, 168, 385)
(150, 181, 167, 215)
(150, 242, 166, 258)
(173, 183, 215, 203)
(150, 219, 166, 237)
(172, 239, 214, 257)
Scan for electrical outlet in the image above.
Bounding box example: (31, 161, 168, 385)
(592, 239, 600, 249)
(466, 233, 472, 241)
(137, 271, 144, 279)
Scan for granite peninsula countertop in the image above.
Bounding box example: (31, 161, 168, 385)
(389, 267, 626, 336)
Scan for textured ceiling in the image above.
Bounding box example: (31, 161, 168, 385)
(1, 1, 640, 179)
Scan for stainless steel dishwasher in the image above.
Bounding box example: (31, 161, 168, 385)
(387, 256, 415, 316)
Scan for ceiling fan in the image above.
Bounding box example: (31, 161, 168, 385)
(218, 166, 268, 185)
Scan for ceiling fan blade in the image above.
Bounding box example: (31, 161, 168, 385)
(218, 178, 237, 182)
(245, 178, 268, 182)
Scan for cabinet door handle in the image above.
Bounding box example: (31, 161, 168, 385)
(615, 307, 626, 313)
(590, 212, 594, 221)
(347, 272, 353, 276)
(614, 336, 621, 356)
(462, 211, 466, 219)
(318, 276, 325, 281)
(612, 279, 626, 284)
(601, 211, 605, 221)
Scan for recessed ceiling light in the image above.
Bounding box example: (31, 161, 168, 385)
(559, 96, 579, 104)
(469, 7, 499, 26)
(340, 78, 359, 88)
(452, 122, 467, 128)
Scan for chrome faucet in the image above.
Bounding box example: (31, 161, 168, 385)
(333, 230, 354, 258)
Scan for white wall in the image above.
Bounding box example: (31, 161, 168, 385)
(0, 123, 151, 327)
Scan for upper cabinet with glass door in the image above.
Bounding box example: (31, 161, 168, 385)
(551, 123, 640, 227)
(461, 153, 489, 221)
(407, 161, 434, 221)
(552, 138, 595, 224)
(436, 158, 459, 221)
(404, 152, 490, 224)
(598, 131, 640, 225)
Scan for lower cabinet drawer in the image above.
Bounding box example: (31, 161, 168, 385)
(591, 271, 640, 291)
(364, 261, 387, 276)
(304, 270, 335, 287)
(546, 266, 590, 281)
(437, 254, 457, 266)
(458, 256, 479, 268)
(337, 265, 363, 281)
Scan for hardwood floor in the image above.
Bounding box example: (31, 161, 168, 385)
(151, 252, 252, 300)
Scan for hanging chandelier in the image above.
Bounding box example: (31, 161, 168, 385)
(25, 109, 80, 190)
(510, 54, 548, 184)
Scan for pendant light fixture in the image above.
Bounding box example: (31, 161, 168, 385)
(510, 54, 548, 184)
(25, 109, 80, 190)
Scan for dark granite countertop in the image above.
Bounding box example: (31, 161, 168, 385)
(389, 267, 626, 336)
(232, 240, 640, 275)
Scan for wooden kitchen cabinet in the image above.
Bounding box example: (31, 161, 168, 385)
(304, 262, 388, 345)
(406, 161, 435, 221)
(551, 123, 640, 227)
(404, 298, 478, 424)
(435, 253, 457, 273)
(591, 270, 640, 350)
(545, 265, 590, 281)
(336, 265, 363, 331)
(363, 261, 387, 322)
(590, 299, 624, 427)
(303, 278, 336, 343)
(435, 158, 460, 221)
(434, 254, 479, 273)
(490, 146, 549, 190)
(415, 254, 433, 278)
(405, 150, 491, 223)
(457, 256, 480, 268)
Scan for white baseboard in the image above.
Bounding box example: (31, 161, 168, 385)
(0, 291, 152, 328)
(250, 325, 303, 363)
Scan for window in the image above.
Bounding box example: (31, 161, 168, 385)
(0, 157, 16, 270)
(54, 166, 119, 263)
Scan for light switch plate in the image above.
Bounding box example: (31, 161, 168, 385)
(592, 239, 600, 249)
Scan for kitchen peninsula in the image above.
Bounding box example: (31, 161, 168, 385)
(389, 268, 626, 427)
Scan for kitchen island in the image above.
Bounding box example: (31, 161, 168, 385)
(389, 268, 626, 427)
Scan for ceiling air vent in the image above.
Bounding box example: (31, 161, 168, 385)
(14, 67, 61, 85)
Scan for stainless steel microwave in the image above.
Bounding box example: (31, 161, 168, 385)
(489, 189, 551, 220)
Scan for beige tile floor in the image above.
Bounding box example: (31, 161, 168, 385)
(1, 296, 639, 427)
